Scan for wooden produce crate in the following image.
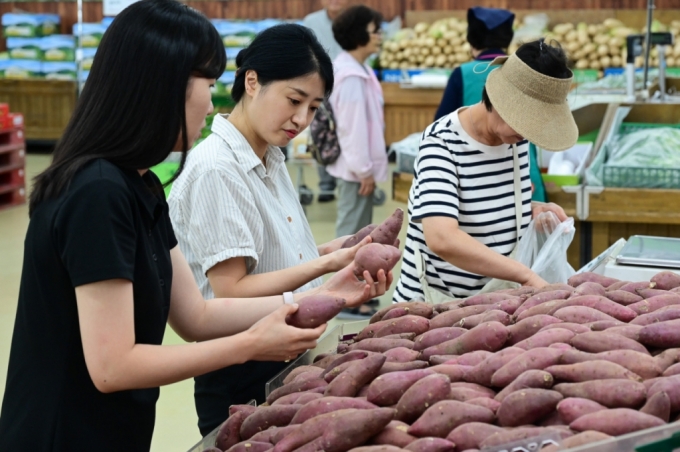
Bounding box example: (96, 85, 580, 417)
(382, 82, 442, 146)
(0, 79, 76, 141)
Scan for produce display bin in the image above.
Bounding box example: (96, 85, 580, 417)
(381, 82, 442, 146)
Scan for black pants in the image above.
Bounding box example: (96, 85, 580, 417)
(194, 360, 288, 436)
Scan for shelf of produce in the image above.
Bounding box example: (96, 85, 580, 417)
(382, 82, 442, 146)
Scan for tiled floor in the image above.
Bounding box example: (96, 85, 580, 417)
(0, 154, 408, 451)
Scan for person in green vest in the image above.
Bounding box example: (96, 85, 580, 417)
(434, 7, 547, 202)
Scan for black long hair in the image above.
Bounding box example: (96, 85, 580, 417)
(29, 0, 225, 215)
(231, 24, 334, 103)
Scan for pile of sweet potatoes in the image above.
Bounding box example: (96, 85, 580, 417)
(207, 270, 680, 452)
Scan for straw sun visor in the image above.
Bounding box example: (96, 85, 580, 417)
(485, 54, 578, 152)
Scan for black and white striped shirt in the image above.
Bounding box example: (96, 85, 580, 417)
(394, 109, 531, 302)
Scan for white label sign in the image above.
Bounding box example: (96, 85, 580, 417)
(103, 0, 140, 16)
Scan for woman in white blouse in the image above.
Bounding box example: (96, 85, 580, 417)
(168, 24, 391, 436)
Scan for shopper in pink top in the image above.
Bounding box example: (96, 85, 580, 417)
(328, 5, 388, 239)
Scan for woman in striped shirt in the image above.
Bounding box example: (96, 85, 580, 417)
(394, 40, 575, 303)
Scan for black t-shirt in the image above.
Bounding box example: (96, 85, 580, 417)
(0, 159, 177, 451)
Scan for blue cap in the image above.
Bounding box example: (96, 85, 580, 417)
(468, 7, 514, 30)
(467, 7, 515, 50)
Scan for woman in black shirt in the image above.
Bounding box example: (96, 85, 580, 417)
(0, 1, 390, 451)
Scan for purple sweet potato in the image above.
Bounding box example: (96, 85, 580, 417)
(568, 272, 619, 288)
(325, 354, 386, 397)
(366, 369, 435, 406)
(378, 361, 429, 375)
(453, 350, 494, 367)
(381, 308, 410, 321)
(383, 347, 420, 363)
(291, 397, 377, 424)
(515, 290, 573, 317)
(447, 387, 491, 402)
(556, 397, 607, 424)
(516, 300, 569, 321)
(496, 388, 563, 427)
(639, 319, 680, 348)
(663, 362, 680, 376)
(404, 437, 455, 452)
(586, 320, 625, 331)
(272, 392, 307, 406)
(619, 281, 654, 294)
(324, 361, 357, 382)
(321, 351, 372, 378)
(230, 405, 259, 418)
(605, 290, 643, 305)
(450, 382, 496, 397)
(296, 393, 324, 405)
(267, 379, 328, 405)
(506, 315, 563, 345)
(225, 441, 274, 452)
(458, 310, 511, 328)
(287, 295, 346, 328)
(293, 370, 326, 384)
(606, 281, 628, 291)
(428, 305, 492, 330)
(548, 295, 637, 322)
(420, 322, 509, 361)
(274, 410, 347, 452)
(539, 322, 590, 334)
(429, 364, 472, 382)
(605, 324, 643, 341)
(652, 271, 680, 290)
(631, 306, 680, 326)
(375, 315, 431, 338)
(494, 370, 554, 402)
(570, 331, 649, 355)
(560, 349, 662, 379)
(350, 338, 415, 353)
(408, 400, 495, 438)
(284, 366, 324, 385)
(428, 355, 459, 365)
(629, 293, 680, 315)
(356, 320, 396, 342)
(655, 348, 680, 371)
(414, 328, 467, 351)
(320, 408, 396, 452)
(382, 333, 417, 341)
(514, 328, 576, 350)
(395, 374, 451, 423)
(492, 297, 524, 315)
(216, 411, 249, 451)
(553, 379, 646, 408)
(461, 293, 518, 306)
(648, 375, 680, 412)
(571, 282, 606, 297)
(491, 347, 565, 387)
(270, 425, 299, 445)
(552, 306, 620, 324)
(445, 423, 503, 450)
(480, 427, 564, 449)
(241, 405, 302, 440)
(546, 360, 642, 382)
(369, 209, 404, 246)
(465, 397, 501, 413)
(250, 428, 284, 444)
(354, 244, 401, 280)
(342, 224, 377, 249)
(549, 343, 573, 350)
(640, 391, 671, 422)
(369, 420, 417, 448)
(499, 286, 536, 296)
(535, 283, 574, 294)
(350, 447, 404, 452)
(465, 347, 526, 386)
(569, 409, 665, 436)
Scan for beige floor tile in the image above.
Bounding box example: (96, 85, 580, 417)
(0, 155, 408, 451)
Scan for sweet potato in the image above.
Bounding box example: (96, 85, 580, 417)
(539, 322, 590, 334)
(569, 409, 665, 436)
(375, 315, 431, 338)
(366, 369, 435, 406)
(494, 370, 554, 402)
(549, 343, 573, 350)
(655, 348, 680, 371)
(465, 347, 526, 386)
(383, 347, 420, 363)
(250, 428, 284, 444)
(631, 306, 680, 326)
(225, 441, 274, 452)
(313, 354, 342, 369)
(321, 351, 372, 378)
(350, 447, 403, 452)
(586, 320, 625, 331)
(514, 328, 576, 350)
(272, 392, 307, 406)
(458, 310, 511, 328)
(420, 322, 509, 361)
(655, 271, 680, 290)
(445, 423, 503, 450)
(381, 308, 409, 321)
(325, 354, 386, 397)
(536, 283, 574, 294)
(605, 290, 643, 305)
(619, 281, 654, 294)
(395, 374, 451, 423)
(461, 293, 518, 306)
(560, 349, 662, 379)
(369, 209, 404, 246)
(414, 328, 467, 351)
(480, 427, 556, 449)
(408, 400, 495, 438)
(568, 272, 619, 288)
(639, 318, 680, 348)
(284, 366, 323, 385)
(320, 408, 396, 452)
(274, 410, 348, 452)
(497, 388, 563, 427)
(570, 331, 649, 355)
(369, 301, 433, 323)
(606, 280, 628, 291)
(325, 362, 358, 383)
(553, 379, 646, 408)
(663, 362, 680, 376)
(296, 393, 324, 405)
(267, 379, 328, 405)
(293, 370, 326, 384)
(541, 431, 611, 452)
(342, 224, 377, 249)
(291, 397, 378, 424)
(335, 345, 349, 354)
(230, 405, 259, 418)
(516, 300, 569, 321)
(552, 306, 619, 324)
(428, 355, 459, 365)
(556, 397, 607, 424)
(546, 360, 642, 383)
(500, 286, 536, 296)
(605, 324, 643, 341)
(270, 425, 300, 445)
(448, 387, 490, 402)
(429, 364, 472, 382)
(515, 290, 573, 317)
(572, 282, 606, 297)
(428, 306, 491, 330)
(629, 293, 680, 315)
(287, 295, 346, 328)
(354, 244, 401, 280)
(506, 315, 563, 345)
(356, 320, 396, 342)
(465, 398, 501, 415)
(548, 295, 637, 322)
(350, 339, 415, 353)
(637, 288, 672, 299)
(404, 437, 455, 452)
(241, 405, 302, 440)
(648, 375, 680, 412)
(640, 391, 671, 422)
(382, 333, 417, 341)
(216, 411, 249, 451)
(292, 438, 323, 452)
(379, 361, 429, 374)
(491, 347, 565, 387)
(369, 420, 417, 448)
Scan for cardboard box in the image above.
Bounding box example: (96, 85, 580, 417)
(2, 13, 59, 38)
(7, 38, 43, 61)
(0, 60, 42, 79)
(41, 35, 76, 62)
(80, 48, 97, 71)
(72, 23, 106, 48)
(42, 61, 77, 81)
(213, 21, 257, 48)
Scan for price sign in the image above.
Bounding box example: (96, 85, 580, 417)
(103, 0, 140, 16)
